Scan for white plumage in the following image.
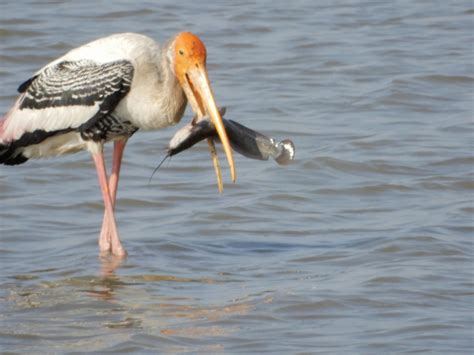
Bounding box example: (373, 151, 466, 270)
(1, 33, 186, 161)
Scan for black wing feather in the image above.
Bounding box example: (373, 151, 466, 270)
(19, 60, 134, 110)
(17, 76, 38, 93)
(0, 60, 135, 165)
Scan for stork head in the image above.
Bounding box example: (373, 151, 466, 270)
(171, 32, 235, 182)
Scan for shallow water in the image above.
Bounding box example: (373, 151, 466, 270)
(1, 0, 473, 353)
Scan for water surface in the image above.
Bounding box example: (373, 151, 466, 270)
(1, 0, 473, 353)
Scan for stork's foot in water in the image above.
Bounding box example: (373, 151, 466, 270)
(99, 236, 127, 257)
(99, 224, 127, 257)
(110, 242, 127, 257)
(98, 227, 112, 255)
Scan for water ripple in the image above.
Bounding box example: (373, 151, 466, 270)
(1, 0, 473, 353)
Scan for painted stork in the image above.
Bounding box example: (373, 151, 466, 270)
(0, 32, 236, 257)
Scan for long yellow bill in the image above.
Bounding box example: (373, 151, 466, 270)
(185, 66, 236, 183)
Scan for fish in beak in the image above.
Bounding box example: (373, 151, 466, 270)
(173, 32, 236, 183)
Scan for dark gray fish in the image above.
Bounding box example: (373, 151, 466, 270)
(167, 114, 295, 165)
(167, 119, 216, 157)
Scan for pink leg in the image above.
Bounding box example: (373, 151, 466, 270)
(99, 139, 127, 252)
(92, 146, 127, 257)
(109, 139, 127, 204)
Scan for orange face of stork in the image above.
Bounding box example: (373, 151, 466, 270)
(173, 32, 236, 182)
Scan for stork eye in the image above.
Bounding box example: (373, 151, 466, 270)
(179, 49, 184, 56)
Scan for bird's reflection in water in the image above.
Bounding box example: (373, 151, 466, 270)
(100, 254, 124, 277)
(84, 255, 125, 301)
(72, 255, 272, 343)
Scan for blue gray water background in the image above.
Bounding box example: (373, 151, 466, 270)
(0, 1, 473, 353)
